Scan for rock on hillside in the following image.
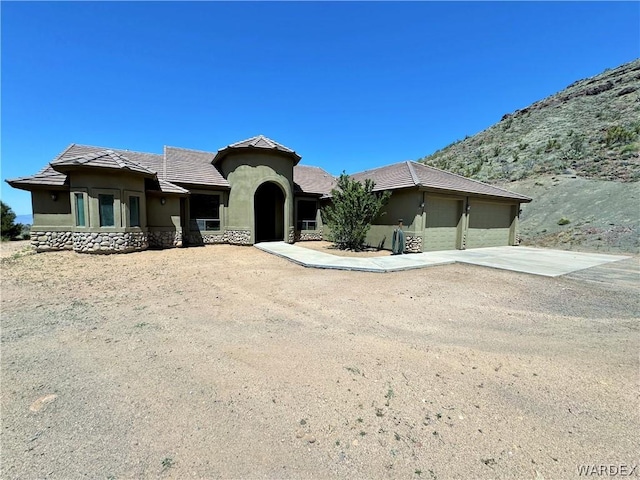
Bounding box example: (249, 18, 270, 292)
(419, 59, 640, 183)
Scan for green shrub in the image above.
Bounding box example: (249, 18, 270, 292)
(322, 174, 391, 251)
(605, 125, 637, 146)
(1, 201, 23, 240)
(557, 217, 571, 226)
(545, 139, 561, 152)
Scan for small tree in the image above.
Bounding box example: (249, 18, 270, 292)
(322, 173, 390, 251)
(1, 201, 23, 240)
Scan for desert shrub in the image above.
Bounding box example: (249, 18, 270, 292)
(322, 174, 391, 251)
(605, 125, 637, 146)
(620, 143, 638, 154)
(545, 139, 561, 152)
(557, 217, 571, 226)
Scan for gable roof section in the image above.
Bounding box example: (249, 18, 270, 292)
(51, 149, 156, 176)
(213, 135, 302, 164)
(293, 165, 336, 197)
(352, 161, 532, 202)
(164, 146, 229, 188)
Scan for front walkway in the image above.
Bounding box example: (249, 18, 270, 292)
(254, 242, 631, 277)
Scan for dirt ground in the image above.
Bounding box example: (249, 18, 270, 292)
(1, 241, 638, 479)
(295, 240, 391, 257)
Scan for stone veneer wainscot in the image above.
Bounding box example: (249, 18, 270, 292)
(73, 232, 148, 253)
(31, 231, 73, 252)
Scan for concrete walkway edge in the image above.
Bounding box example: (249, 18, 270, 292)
(254, 242, 631, 277)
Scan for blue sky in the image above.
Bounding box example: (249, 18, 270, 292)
(2, 1, 638, 215)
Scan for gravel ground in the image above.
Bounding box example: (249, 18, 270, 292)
(1, 242, 638, 479)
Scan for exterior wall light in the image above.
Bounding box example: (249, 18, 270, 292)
(50, 192, 58, 201)
(160, 197, 166, 205)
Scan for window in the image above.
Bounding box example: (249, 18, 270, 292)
(75, 193, 85, 227)
(297, 200, 317, 230)
(190, 194, 220, 231)
(129, 196, 140, 227)
(99, 194, 115, 227)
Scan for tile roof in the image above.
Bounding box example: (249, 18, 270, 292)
(6, 165, 68, 189)
(147, 179, 190, 195)
(55, 144, 164, 174)
(164, 146, 229, 188)
(6, 141, 529, 202)
(293, 165, 336, 197)
(51, 149, 156, 176)
(159, 180, 189, 194)
(213, 135, 301, 164)
(352, 161, 532, 202)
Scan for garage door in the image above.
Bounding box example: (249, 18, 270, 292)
(466, 201, 514, 248)
(423, 197, 463, 251)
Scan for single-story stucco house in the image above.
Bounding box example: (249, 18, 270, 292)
(6, 135, 531, 254)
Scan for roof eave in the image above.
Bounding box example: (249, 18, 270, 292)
(419, 185, 532, 202)
(171, 181, 231, 190)
(5, 177, 69, 190)
(212, 146, 302, 165)
(50, 163, 155, 177)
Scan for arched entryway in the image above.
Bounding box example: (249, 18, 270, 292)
(254, 182, 285, 242)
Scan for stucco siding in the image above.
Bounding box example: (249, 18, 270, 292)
(32, 190, 72, 229)
(147, 196, 181, 229)
(221, 152, 295, 244)
(366, 189, 422, 250)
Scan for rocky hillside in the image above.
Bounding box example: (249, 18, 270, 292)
(419, 59, 640, 253)
(420, 59, 640, 183)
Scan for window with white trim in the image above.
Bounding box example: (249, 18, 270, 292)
(190, 194, 220, 231)
(296, 199, 318, 230)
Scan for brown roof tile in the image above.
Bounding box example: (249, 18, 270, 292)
(52, 149, 156, 176)
(145, 179, 190, 195)
(164, 146, 229, 188)
(7, 141, 530, 202)
(56, 144, 164, 174)
(351, 162, 416, 190)
(6, 165, 68, 189)
(352, 161, 531, 202)
(293, 165, 336, 196)
(213, 135, 301, 164)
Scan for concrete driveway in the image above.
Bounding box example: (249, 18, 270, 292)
(255, 242, 632, 277)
